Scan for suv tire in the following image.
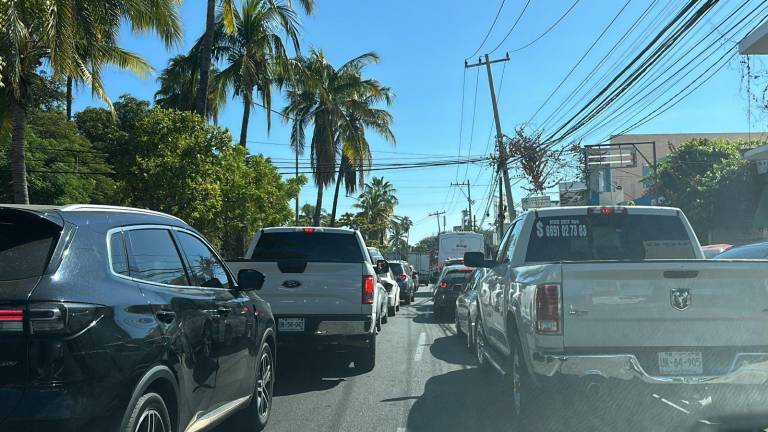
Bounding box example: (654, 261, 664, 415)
(232, 343, 274, 431)
(123, 392, 172, 432)
(357, 333, 376, 371)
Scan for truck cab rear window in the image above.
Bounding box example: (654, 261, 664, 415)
(526, 214, 696, 262)
(252, 232, 363, 263)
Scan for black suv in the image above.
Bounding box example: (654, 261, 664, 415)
(0, 205, 275, 432)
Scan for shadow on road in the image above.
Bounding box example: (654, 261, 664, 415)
(405, 368, 520, 432)
(429, 335, 474, 366)
(273, 349, 365, 397)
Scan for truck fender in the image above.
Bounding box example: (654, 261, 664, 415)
(505, 294, 538, 383)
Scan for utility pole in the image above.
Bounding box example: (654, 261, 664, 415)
(429, 211, 446, 235)
(294, 150, 299, 225)
(451, 180, 474, 231)
(466, 53, 517, 237)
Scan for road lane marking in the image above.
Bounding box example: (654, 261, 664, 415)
(414, 332, 426, 362)
(652, 394, 690, 414)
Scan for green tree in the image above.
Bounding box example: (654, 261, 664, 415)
(354, 176, 398, 243)
(0, 0, 181, 203)
(412, 235, 438, 253)
(652, 138, 760, 242)
(214, 0, 303, 147)
(155, 54, 229, 123)
(388, 215, 412, 259)
(283, 50, 395, 227)
(0, 109, 115, 204)
(194, 0, 313, 118)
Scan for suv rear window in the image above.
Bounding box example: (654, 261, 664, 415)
(390, 263, 405, 275)
(252, 232, 364, 263)
(442, 270, 472, 286)
(526, 214, 696, 262)
(0, 212, 61, 281)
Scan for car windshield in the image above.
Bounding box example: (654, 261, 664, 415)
(251, 232, 363, 263)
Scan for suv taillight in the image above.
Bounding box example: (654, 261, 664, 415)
(362, 276, 375, 304)
(398, 274, 408, 281)
(28, 302, 103, 335)
(0, 308, 24, 332)
(535, 284, 561, 334)
(439, 281, 448, 289)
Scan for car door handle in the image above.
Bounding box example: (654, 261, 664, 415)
(156, 310, 176, 324)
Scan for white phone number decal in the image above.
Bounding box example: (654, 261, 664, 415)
(536, 219, 588, 238)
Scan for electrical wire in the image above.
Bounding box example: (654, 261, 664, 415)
(507, 0, 581, 53)
(456, 67, 468, 180)
(525, 0, 634, 127)
(467, 0, 507, 59)
(488, 0, 533, 54)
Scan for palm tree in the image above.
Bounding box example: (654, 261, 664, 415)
(214, 0, 302, 147)
(155, 53, 228, 123)
(354, 177, 398, 243)
(283, 50, 395, 227)
(0, 0, 182, 203)
(388, 216, 412, 259)
(195, 0, 313, 118)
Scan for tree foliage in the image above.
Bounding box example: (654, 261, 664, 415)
(652, 138, 760, 241)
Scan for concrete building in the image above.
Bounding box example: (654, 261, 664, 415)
(586, 132, 768, 206)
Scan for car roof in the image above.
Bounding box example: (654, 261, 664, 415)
(526, 205, 681, 217)
(443, 264, 473, 272)
(0, 204, 188, 228)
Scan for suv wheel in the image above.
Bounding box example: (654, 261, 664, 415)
(357, 332, 376, 371)
(233, 343, 274, 430)
(123, 392, 172, 432)
(474, 315, 490, 373)
(387, 305, 395, 317)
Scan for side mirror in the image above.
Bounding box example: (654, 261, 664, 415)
(464, 251, 494, 268)
(375, 259, 389, 274)
(238, 269, 265, 291)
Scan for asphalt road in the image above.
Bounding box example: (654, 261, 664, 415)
(214, 287, 768, 432)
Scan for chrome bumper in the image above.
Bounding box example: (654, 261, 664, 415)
(531, 352, 768, 385)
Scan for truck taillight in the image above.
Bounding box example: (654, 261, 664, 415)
(535, 284, 561, 334)
(362, 276, 375, 304)
(398, 274, 408, 281)
(0, 308, 24, 332)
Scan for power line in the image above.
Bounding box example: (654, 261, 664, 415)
(467, 0, 507, 59)
(463, 67, 481, 179)
(456, 67, 468, 180)
(488, 0, 533, 54)
(508, 0, 581, 53)
(525, 0, 633, 127)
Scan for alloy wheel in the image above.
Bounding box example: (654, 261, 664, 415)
(136, 409, 166, 432)
(256, 350, 273, 420)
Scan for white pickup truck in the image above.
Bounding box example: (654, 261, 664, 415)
(227, 227, 388, 371)
(465, 206, 768, 424)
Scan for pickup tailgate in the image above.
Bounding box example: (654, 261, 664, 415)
(562, 260, 768, 348)
(227, 260, 364, 315)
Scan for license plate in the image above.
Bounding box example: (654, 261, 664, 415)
(658, 351, 703, 375)
(278, 318, 305, 332)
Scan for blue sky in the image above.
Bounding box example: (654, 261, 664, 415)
(71, 0, 763, 242)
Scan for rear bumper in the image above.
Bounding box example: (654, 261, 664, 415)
(1, 381, 123, 431)
(531, 351, 768, 385)
(276, 314, 373, 347)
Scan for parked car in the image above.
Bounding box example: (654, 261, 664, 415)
(713, 242, 768, 259)
(228, 228, 388, 371)
(0, 204, 274, 432)
(390, 260, 416, 304)
(432, 264, 474, 320)
(702, 243, 733, 258)
(455, 268, 484, 350)
(466, 205, 768, 427)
